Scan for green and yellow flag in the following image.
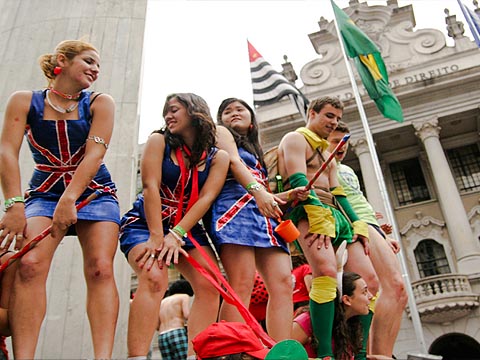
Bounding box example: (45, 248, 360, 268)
(331, 0, 404, 122)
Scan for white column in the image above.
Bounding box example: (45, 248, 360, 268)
(350, 137, 387, 216)
(0, 1, 147, 357)
(413, 117, 480, 274)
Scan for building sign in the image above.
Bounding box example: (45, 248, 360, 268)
(336, 64, 460, 102)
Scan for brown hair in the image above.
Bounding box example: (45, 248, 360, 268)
(335, 121, 350, 133)
(307, 96, 344, 115)
(160, 93, 217, 167)
(38, 39, 98, 85)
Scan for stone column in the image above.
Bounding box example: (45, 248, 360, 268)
(350, 137, 387, 216)
(413, 117, 480, 274)
(0, 0, 147, 357)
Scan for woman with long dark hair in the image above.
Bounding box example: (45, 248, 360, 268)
(206, 98, 308, 341)
(119, 93, 229, 359)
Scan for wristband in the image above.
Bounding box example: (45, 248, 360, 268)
(4, 196, 24, 211)
(246, 181, 264, 193)
(169, 229, 186, 246)
(172, 225, 186, 238)
(286, 189, 293, 202)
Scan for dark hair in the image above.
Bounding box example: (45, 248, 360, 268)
(216, 98, 266, 170)
(203, 354, 257, 360)
(335, 121, 350, 133)
(332, 272, 364, 359)
(167, 279, 194, 297)
(307, 96, 344, 116)
(38, 39, 98, 86)
(291, 254, 308, 269)
(159, 93, 217, 167)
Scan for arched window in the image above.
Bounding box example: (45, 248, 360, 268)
(414, 239, 451, 278)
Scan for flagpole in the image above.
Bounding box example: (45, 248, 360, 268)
(330, 2, 428, 354)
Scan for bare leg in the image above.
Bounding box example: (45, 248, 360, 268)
(0, 251, 16, 335)
(296, 220, 337, 358)
(10, 217, 62, 359)
(367, 226, 407, 356)
(78, 221, 120, 359)
(175, 246, 220, 357)
(124, 243, 168, 357)
(256, 248, 293, 341)
(218, 245, 256, 323)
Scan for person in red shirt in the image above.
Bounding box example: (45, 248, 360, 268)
(291, 255, 312, 313)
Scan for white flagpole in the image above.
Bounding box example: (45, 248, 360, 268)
(330, 3, 428, 354)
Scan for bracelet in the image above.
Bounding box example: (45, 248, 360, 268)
(87, 135, 108, 149)
(169, 229, 186, 246)
(172, 225, 186, 238)
(286, 189, 293, 202)
(4, 196, 24, 211)
(246, 181, 264, 194)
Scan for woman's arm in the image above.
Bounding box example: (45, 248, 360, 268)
(216, 126, 282, 219)
(136, 132, 169, 269)
(158, 148, 230, 265)
(50, 93, 115, 238)
(0, 91, 31, 250)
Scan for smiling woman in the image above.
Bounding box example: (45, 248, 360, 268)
(0, 39, 120, 359)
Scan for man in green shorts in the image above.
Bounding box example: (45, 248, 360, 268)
(278, 96, 379, 360)
(328, 121, 407, 358)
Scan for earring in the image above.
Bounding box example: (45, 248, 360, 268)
(249, 124, 254, 130)
(53, 66, 62, 75)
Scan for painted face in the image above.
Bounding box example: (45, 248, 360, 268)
(309, 104, 343, 139)
(220, 101, 252, 136)
(66, 49, 100, 88)
(327, 130, 349, 162)
(164, 98, 191, 134)
(343, 278, 372, 316)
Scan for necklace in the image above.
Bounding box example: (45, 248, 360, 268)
(49, 87, 81, 100)
(46, 90, 79, 114)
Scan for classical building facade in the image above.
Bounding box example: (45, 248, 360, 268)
(256, 0, 480, 358)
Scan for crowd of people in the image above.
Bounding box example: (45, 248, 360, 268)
(0, 38, 407, 360)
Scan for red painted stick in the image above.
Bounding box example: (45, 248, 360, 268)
(0, 189, 102, 273)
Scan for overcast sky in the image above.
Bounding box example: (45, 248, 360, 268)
(137, 0, 474, 143)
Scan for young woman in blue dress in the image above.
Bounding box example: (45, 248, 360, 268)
(0, 39, 120, 359)
(119, 93, 229, 359)
(208, 98, 308, 341)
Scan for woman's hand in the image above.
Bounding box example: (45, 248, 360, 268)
(135, 237, 165, 271)
(156, 231, 188, 267)
(253, 190, 284, 219)
(51, 198, 77, 239)
(0, 205, 27, 250)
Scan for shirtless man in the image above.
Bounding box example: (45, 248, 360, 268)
(328, 122, 407, 358)
(278, 96, 378, 360)
(157, 279, 193, 360)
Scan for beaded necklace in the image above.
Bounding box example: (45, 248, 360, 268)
(46, 90, 79, 114)
(49, 87, 81, 100)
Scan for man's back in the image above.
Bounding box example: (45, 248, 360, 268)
(158, 293, 190, 333)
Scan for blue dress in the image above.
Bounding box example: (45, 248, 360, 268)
(206, 147, 288, 254)
(24, 90, 120, 234)
(119, 143, 217, 257)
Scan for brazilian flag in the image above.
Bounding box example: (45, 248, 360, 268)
(332, 0, 404, 122)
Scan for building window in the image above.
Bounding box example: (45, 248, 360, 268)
(446, 144, 480, 192)
(414, 239, 451, 278)
(390, 158, 431, 206)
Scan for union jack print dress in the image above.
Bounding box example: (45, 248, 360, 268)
(205, 147, 289, 254)
(119, 143, 217, 257)
(23, 90, 120, 235)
